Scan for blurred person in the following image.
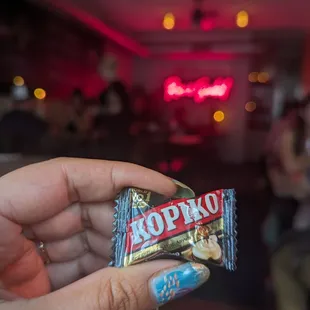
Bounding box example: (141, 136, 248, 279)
(0, 158, 210, 309)
(94, 55, 133, 160)
(130, 86, 162, 165)
(0, 97, 48, 153)
(66, 89, 93, 137)
(262, 100, 299, 248)
(130, 86, 160, 136)
(287, 96, 310, 230)
(274, 97, 310, 198)
(264, 100, 298, 157)
(95, 55, 133, 137)
(271, 97, 310, 310)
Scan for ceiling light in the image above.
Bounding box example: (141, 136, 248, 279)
(13, 76, 24, 86)
(34, 88, 46, 100)
(163, 13, 175, 30)
(213, 110, 225, 122)
(245, 101, 256, 112)
(236, 10, 249, 28)
(258, 72, 270, 83)
(248, 72, 258, 83)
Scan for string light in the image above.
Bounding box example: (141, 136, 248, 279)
(248, 72, 258, 83)
(236, 10, 249, 28)
(245, 101, 256, 112)
(13, 76, 24, 86)
(163, 13, 175, 30)
(34, 88, 46, 100)
(258, 72, 269, 83)
(213, 110, 225, 122)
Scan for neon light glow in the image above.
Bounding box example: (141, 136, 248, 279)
(164, 76, 233, 103)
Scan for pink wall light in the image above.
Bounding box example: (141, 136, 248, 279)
(164, 76, 234, 103)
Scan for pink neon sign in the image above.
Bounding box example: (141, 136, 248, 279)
(164, 76, 233, 103)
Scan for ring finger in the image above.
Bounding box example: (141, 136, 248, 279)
(43, 233, 88, 263)
(39, 230, 112, 263)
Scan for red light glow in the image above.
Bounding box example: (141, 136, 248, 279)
(164, 76, 233, 103)
(200, 18, 215, 31)
(171, 159, 185, 172)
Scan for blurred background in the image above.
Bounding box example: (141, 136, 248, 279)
(2, 0, 310, 309)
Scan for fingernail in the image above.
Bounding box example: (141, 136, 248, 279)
(171, 179, 195, 198)
(150, 262, 209, 305)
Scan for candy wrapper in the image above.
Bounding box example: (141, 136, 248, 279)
(110, 181, 237, 270)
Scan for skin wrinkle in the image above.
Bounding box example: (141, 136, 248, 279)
(0, 218, 23, 267)
(77, 256, 87, 279)
(82, 203, 92, 228)
(60, 161, 80, 204)
(1, 197, 19, 224)
(44, 233, 85, 263)
(80, 230, 90, 254)
(84, 229, 112, 261)
(109, 163, 117, 197)
(22, 225, 36, 240)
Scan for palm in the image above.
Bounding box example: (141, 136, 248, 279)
(0, 158, 176, 299)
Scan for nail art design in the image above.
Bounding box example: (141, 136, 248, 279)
(150, 263, 209, 305)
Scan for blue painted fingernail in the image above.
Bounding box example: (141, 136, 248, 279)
(150, 263, 209, 305)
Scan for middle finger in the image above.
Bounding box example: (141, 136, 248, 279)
(28, 201, 115, 242)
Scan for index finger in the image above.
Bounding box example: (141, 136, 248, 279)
(0, 158, 176, 224)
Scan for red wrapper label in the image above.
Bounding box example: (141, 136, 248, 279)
(125, 190, 224, 254)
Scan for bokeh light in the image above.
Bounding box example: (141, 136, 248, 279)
(248, 72, 258, 83)
(258, 72, 270, 83)
(236, 10, 249, 28)
(34, 88, 46, 100)
(13, 76, 24, 86)
(213, 110, 225, 122)
(163, 13, 175, 30)
(245, 101, 256, 112)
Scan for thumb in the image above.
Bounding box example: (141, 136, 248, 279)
(32, 261, 209, 310)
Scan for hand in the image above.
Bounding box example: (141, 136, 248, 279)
(0, 158, 209, 310)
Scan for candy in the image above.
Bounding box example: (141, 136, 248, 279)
(110, 181, 237, 270)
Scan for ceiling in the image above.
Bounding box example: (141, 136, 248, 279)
(48, 0, 310, 34)
(31, 0, 308, 57)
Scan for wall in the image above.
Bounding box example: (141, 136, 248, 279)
(133, 56, 250, 163)
(105, 41, 134, 87)
(0, 0, 104, 99)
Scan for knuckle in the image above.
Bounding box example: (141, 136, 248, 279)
(97, 269, 141, 310)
